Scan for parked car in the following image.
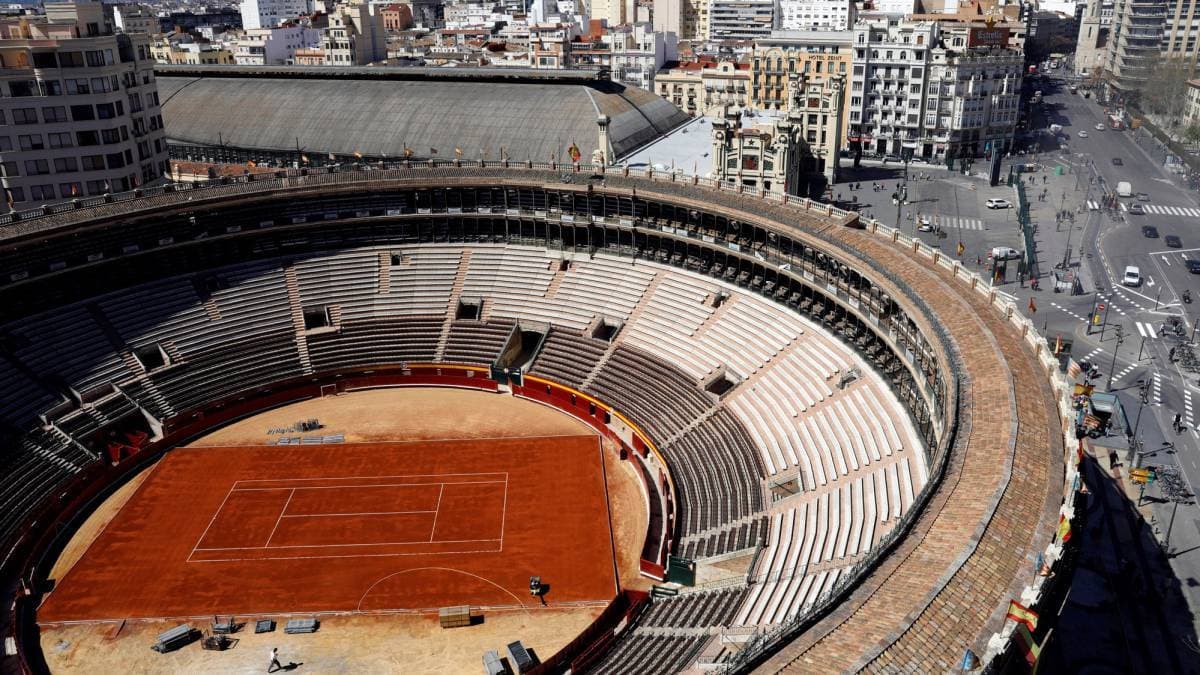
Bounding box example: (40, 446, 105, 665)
(1142, 225, 1159, 238)
(1128, 204, 1145, 215)
(917, 215, 934, 231)
(1095, 123, 1106, 131)
(985, 198, 1012, 209)
(1137, 193, 1151, 201)
(1078, 130, 1089, 138)
(1112, 157, 1123, 166)
(1167, 235, 1183, 248)
(1186, 259, 1200, 274)
(1123, 266, 1142, 286)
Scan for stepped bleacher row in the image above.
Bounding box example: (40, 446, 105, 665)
(592, 634, 709, 675)
(678, 517, 766, 561)
(636, 587, 747, 630)
(0, 244, 926, 667)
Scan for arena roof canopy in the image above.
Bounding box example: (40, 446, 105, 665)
(155, 66, 691, 164)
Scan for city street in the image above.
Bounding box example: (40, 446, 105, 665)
(1003, 69, 1200, 663)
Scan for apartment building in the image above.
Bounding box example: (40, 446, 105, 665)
(924, 42, 1021, 159)
(323, 0, 387, 65)
(235, 24, 323, 65)
(752, 30, 853, 147)
(708, 0, 775, 40)
(1104, 0, 1165, 94)
(0, 0, 170, 207)
(240, 0, 316, 30)
(847, 18, 938, 157)
(777, 0, 856, 31)
(656, 60, 752, 116)
(113, 4, 159, 36)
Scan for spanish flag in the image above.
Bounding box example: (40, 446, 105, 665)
(1056, 513, 1072, 543)
(1054, 334, 1062, 354)
(1006, 599, 1038, 632)
(568, 142, 582, 163)
(1013, 623, 1041, 667)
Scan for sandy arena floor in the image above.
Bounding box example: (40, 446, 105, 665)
(40, 387, 651, 673)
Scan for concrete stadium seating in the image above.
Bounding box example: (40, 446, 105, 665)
(0, 244, 926, 663)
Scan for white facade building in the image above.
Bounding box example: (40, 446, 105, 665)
(323, 0, 386, 65)
(777, 0, 855, 31)
(847, 18, 936, 156)
(708, 0, 775, 40)
(235, 25, 322, 65)
(240, 0, 316, 30)
(0, 0, 170, 206)
(113, 4, 159, 35)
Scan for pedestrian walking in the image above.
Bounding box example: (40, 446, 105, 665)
(268, 647, 282, 673)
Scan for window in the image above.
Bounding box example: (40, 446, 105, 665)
(6, 186, 24, 203)
(81, 154, 104, 170)
(90, 77, 110, 94)
(41, 106, 68, 123)
(11, 108, 37, 124)
(54, 157, 78, 172)
(105, 152, 126, 169)
(0, 161, 18, 177)
(101, 128, 121, 144)
(29, 184, 55, 201)
(85, 50, 107, 67)
(65, 79, 90, 95)
(86, 179, 107, 195)
(24, 159, 50, 175)
(41, 80, 62, 96)
(76, 130, 99, 146)
(59, 51, 84, 68)
(70, 105, 95, 121)
(9, 81, 37, 97)
(96, 103, 116, 119)
(31, 51, 56, 68)
(59, 182, 82, 197)
(0, 137, 8, 151)
(18, 134, 44, 151)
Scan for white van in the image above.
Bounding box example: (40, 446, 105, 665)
(1122, 266, 1141, 287)
(990, 246, 1021, 261)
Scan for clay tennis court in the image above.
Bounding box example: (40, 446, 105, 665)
(39, 434, 619, 622)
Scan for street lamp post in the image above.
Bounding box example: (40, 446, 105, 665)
(1106, 325, 1124, 390)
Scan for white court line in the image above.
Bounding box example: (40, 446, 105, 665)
(233, 480, 505, 492)
(499, 473, 509, 553)
(194, 537, 502, 552)
(429, 484, 445, 543)
(235, 471, 507, 484)
(264, 488, 296, 547)
(188, 485, 238, 562)
(281, 510, 438, 518)
(190, 546, 506, 563)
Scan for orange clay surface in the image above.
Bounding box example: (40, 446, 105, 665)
(39, 435, 618, 622)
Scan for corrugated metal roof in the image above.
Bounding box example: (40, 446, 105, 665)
(158, 71, 690, 162)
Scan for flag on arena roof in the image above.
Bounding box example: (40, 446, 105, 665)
(1006, 599, 1038, 632)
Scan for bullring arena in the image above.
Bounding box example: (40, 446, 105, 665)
(0, 164, 1078, 674)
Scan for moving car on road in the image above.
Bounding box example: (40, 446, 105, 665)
(1166, 235, 1183, 248)
(991, 246, 1022, 261)
(1123, 266, 1142, 286)
(1078, 130, 1089, 138)
(1111, 157, 1123, 166)
(985, 198, 1012, 209)
(1142, 225, 1159, 238)
(1128, 204, 1145, 215)
(1186, 259, 1200, 274)
(1095, 123, 1106, 131)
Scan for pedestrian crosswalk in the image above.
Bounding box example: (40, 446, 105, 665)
(925, 216, 985, 230)
(1134, 320, 1159, 338)
(1185, 389, 1195, 431)
(1141, 204, 1200, 217)
(1153, 372, 1163, 406)
(1086, 201, 1200, 216)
